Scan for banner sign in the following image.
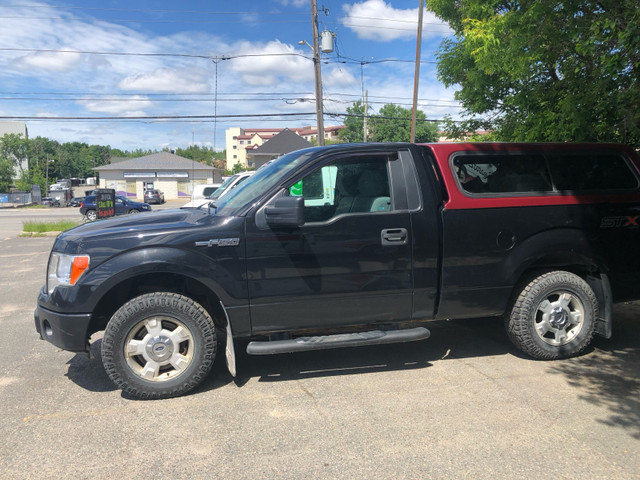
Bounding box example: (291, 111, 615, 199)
(96, 189, 116, 219)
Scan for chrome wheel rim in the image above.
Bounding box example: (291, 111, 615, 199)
(124, 316, 195, 382)
(86, 210, 97, 221)
(535, 291, 585, 346)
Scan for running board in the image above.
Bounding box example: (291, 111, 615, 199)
(246, 327, 430, 355)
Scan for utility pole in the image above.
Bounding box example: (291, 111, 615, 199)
(363, 90, 368, 142)
(45, 154, 49, 193)
(311, 0, 325, 146)
(410, 0, 424, 143)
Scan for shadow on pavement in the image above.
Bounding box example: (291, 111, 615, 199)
(547, 302, 640, 439)
(65, 316, 535, 397)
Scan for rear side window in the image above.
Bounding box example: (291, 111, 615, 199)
(546, 152, 639, 191)
(453, 150, 639, 195)
(453, 154, 552, 194)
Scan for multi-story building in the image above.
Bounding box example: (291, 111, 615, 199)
(225, 125, 344, 170)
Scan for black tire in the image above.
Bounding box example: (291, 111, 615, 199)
(506, 271, 597, 360)
(101, 292, 217, 399)
(128, 208, 140, 214)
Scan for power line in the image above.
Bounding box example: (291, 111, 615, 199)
(0, 47, 311, 61)
(0, 112, 318, 121)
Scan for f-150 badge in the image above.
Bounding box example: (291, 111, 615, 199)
(195, 238, 240, 247)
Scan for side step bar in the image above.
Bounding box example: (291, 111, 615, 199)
(246, 327, 430, 355)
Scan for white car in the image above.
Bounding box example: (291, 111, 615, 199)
(181, 183, 221, 208)
(182, 172, 254, 208)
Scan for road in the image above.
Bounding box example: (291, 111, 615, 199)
(1, 206, 639, 479)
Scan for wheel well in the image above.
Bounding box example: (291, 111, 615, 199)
(88, 273, 225, 335)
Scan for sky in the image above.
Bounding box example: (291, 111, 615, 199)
(0, 0, 459, 151)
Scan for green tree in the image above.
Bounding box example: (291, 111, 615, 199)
(0, 133, 30, 177)
(428, 0, 640, 145)
(340, 101, 438, 143)
(370, 104, 439, 143)
(339, 100, 367, 143)
(0, 158, 13, 192)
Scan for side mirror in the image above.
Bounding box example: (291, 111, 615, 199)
(265, 196, 304, 227)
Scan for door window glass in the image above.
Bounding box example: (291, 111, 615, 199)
(291, 155, 393, 223)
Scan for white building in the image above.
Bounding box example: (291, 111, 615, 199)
(93, 152, 222, 200)
(225, 125, 344, 170)
(0, 121, 29, 180)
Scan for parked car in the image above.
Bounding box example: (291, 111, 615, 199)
(67, 196, 84, 207)
(144, 189, 165, 204)
(182, 171, 254, 208)
(80, 195, 152, 221)
(41, 197, 60, 207)
(192, 183, 222, 201)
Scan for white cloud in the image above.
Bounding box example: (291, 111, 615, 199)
(276, 0, 307, 7)
(119, 69, 211, 94)
(342, 0, 451, 41)
(78, 95, 153, 116)
(226, 40, 314, 86)
(323, 67, 358, 88)
(11, 49, 82, 72)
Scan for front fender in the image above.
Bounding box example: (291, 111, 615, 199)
(47, 246, 247, 314)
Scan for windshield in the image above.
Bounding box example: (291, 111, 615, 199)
(209, 175, 238, 200)
(215, 149, 316, 216)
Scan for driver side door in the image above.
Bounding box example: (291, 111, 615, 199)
(245, 149, 414, 334)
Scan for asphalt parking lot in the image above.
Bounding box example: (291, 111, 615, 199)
(1, 206, 639, 479)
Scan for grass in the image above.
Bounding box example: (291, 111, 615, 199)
(22, 220, 79, 235)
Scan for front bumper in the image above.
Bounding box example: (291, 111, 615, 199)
(34, 305, 92, 353)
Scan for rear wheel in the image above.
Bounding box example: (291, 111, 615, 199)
(101, 292, 217, 399)
(507, 271, 597, 359)
(85, 209, 97, 221)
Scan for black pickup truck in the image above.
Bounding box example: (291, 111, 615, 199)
(35, 142, 640, 398)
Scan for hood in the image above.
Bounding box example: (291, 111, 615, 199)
(54, 208, 240, 258)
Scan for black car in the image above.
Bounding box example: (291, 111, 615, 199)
(144, 189, 165, 204)
(41, 197, 60, 207)
(80, 195, 152, 221)
(67, 196, 84, 207)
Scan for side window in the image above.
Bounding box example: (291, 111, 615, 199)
(290, 155, 393, 223)
(547, 152, 639, 191)
(453, 154, 552, 194)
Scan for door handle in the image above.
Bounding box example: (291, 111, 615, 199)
(381, 228, 408, 246)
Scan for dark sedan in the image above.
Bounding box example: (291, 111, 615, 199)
(80, 195, 152, 221)
(144, 189, 165, 204)
(67, 196, 84, 207)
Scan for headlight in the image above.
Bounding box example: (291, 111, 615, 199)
(47, 253, 90, 295)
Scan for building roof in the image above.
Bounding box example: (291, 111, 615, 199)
(94, 151, 215, 171)
(248, 129, 313, 156)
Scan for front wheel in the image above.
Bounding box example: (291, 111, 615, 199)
(101, 293, 217, 399)
(506, 271, 598, 360)
(128, 208, 140, 214)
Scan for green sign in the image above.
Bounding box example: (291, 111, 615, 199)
(289, 180, 303, 197)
